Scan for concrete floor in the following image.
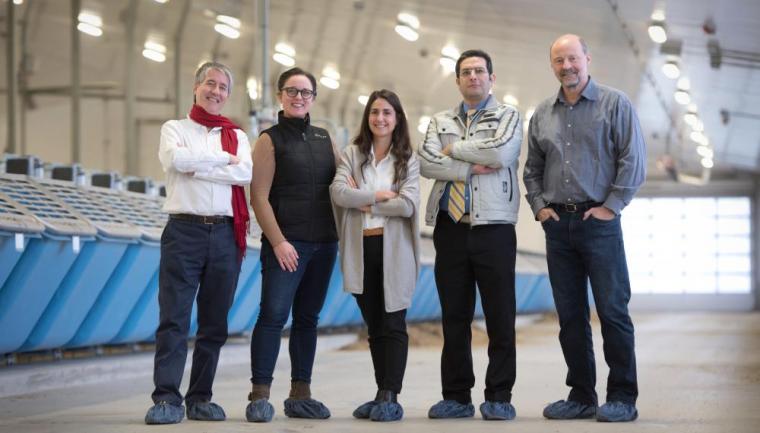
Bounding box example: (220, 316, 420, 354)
(0, 312, 758, 433)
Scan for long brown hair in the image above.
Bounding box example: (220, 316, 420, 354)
(353, 89, 412, 186)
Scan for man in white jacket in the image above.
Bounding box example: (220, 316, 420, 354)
(418, 49, 522, 421)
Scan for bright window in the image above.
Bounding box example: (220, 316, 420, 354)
(622, 197, 752, 294)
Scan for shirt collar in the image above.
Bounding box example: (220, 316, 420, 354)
(460, 94, 492, 118)
(555, 76, 598, 105)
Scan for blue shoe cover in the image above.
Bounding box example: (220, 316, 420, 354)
(479, 401, 516, 420)
(283, 398, 331, 419)
(597, 401, 638, 422)
(186, 400, 225, 421)
(428, 399, 475, 419)
(245, 398, 274, 423)
(353, 400, 377, 419)
(370, 401, 403, 422)
(145, 401, 184, 424)
(543, 399, 596, 419)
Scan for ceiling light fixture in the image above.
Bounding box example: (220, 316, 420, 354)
(502, 94, 519, 106)
(439, 45, 459, 74)
(320, 66, 341, 90)
(648, 20, 667, 44)
(142, 40, 167, 62)
(418, 115, 431, 134)
(700, 157, 714, 168)
(77, 10, 103, 37)
(247, 77, 259, 100)
(395, 12, 420, 42)
(358, 95, 369, 105)
(662, 60, 680, 79)
(273, 42, 296, 66)
(214, 14, 240, 39)
(696, 146, 713, 158)
(674, 89, 690, 105)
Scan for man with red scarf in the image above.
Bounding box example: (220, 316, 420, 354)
(145, 62, 252, 425)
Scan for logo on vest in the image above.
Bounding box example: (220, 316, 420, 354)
(314, 133, 328, 139)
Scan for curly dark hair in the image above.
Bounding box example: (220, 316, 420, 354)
(353, 89, 412, 186)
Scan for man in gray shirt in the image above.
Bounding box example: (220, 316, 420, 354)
(524, 34, 646, 423)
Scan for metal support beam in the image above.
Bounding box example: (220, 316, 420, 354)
(174, 0, 191, 118)
(19, 2, 32, 155)
(125, 0, 138, 175)
(259, 0, 271, 112)
(6, 0, 17, 155)
(71, 0, 81, 163)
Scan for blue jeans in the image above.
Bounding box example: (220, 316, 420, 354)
(542, 212, 638, 405)
(249, 239, 337, 385)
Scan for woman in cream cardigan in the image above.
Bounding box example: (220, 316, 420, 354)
(330, 89, 420, 422)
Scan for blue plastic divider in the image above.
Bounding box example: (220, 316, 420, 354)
(68, 241, 161, 347)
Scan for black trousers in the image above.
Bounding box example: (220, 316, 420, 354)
(432, 212, 517, 403)
(151, 218, 241, 405)
(353, 235, 409, 394)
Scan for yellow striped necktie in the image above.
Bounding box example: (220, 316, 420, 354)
(447, 108, 475, 223)
(448, 181, 466, 222)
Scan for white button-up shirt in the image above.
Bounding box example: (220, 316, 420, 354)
(158, 117, 253, 216)
(360, 146, 395, 229)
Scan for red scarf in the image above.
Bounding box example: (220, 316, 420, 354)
(189, 104, 249, 257)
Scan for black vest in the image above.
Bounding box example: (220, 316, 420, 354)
(263, 112, 337, 242)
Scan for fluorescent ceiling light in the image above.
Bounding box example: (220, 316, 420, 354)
(395, 24, 419, 42)
(142, 48, 166, 62)
(322, 66, 340, 80)
(417, 116, 431, 134)
(397, 12, 420, 29)
(700, 157, 714, 168)
(214, 23, 240, 39)
(216, 15, 241, 28)
(247, 77, 259, 100)
(662, 60, 680, 79)
(690, 130, 708, 145)
(319, 76, 340, 90)
(273, 53, 295, 67)
(696, 146, 713, 158)
(275, 42, 296, 57)
(358, 95, 369, 105)
(439, 57, 456, 73)
(502, 94, 519, 106)
(78, 11, 102, 27)
(674, 89, 690, 105)
(144, 41, 166, 53)
(683, 111, 698, 127)
(441, 45, 459, 59)
(648, 21, 667, 44)
(77, 23, 103, 37)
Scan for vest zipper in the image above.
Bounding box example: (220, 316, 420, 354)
(508, 167, 513, 201)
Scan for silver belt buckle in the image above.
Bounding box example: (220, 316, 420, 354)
(565, 203, 578, 213)
(202, 216, 214, 224)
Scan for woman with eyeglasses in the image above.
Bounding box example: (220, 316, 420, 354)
(246, 67, 338, 423)
(330, 89, 420, 422)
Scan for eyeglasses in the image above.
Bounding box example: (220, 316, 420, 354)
(459, 67, 488, 77)
(281, 87, 315, 99)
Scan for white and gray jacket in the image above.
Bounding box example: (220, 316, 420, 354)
(418, 97, 522, 226)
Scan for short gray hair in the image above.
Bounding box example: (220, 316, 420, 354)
(194, 62, 233, 95)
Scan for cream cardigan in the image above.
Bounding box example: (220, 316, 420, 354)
(329, 145, 420, 312)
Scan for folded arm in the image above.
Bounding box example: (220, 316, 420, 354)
(450, 108, 522, 168)
(418, 116, 472, 181)
(193, 130, 253, 185)
(158, 120, 232, 173)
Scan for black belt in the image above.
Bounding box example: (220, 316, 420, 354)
(170, 213, 233, 224)
(549, 201, 603, 213)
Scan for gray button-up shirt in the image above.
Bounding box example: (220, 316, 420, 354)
(523, 78, 646, 216)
